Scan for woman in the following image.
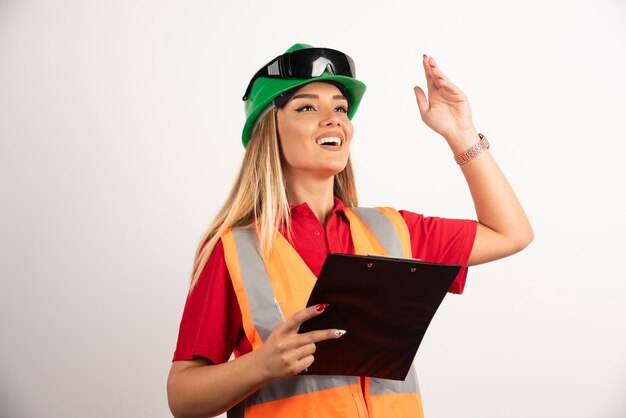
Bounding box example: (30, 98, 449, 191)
(167, 43, 533, 418)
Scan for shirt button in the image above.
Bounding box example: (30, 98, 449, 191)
(313, 231, 321, 237)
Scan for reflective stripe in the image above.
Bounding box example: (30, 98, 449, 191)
(350, 207, 405, 257)
(231, 229, 279, 342)
(247, 375, 359, 406)
(344, 208, 389, 256)
(377, 207, 413, 258)
(370, 368, 420, 395)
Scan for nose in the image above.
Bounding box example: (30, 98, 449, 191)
(319, 110, 341, 127)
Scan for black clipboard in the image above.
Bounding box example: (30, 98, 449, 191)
(298, 253, 461, 380)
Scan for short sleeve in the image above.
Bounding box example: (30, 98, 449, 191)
(400, 210, 477, 294)
(172, 239, 252, 363)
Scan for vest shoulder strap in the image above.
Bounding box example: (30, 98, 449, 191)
(349, 207, 412, 258)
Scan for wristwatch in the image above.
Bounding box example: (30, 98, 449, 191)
(454, 133, 490, 165)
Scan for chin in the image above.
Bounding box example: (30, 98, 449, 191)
(319, 164, 348, 178)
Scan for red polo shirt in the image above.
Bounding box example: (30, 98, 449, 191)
(173, 198, 477, 364)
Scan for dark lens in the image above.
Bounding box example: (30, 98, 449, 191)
(242, 48, 356, 101)
(287, 48, 355, 78)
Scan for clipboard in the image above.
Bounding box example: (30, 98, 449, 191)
(298, 253, 461, 380)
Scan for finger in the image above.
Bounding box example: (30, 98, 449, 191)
(283, 303, 329, 333)
(298, 328, 347, 344)
(428, 57, 464, 95)
(428, 55, 443, 74)
(422, 54, 437, 92)
(413, 86, 428, 118)
(281, 328, 344, 352)
(427, 55, 455, 92)
(298, 355, 315, 372)
(282, 352, 315, 376)
(293, 342, 316, 359)
(432, 65, 446, 80)
(432, 65, 453, 91)
(424, 54, 443, 92)
(274, 343, 315, 376)
(427, 56, 447, 89)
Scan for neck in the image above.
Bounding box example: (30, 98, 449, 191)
(286, 173, 335, 226)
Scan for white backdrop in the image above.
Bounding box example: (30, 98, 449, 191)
(1, 1, 625, 417)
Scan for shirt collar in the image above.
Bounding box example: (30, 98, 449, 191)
(289, 196, 346, 217)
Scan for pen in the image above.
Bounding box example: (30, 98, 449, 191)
(273, 297, 308, 373)
(272, 297, 287, 323)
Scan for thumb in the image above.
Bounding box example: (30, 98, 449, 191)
(413, 86, 428, 119)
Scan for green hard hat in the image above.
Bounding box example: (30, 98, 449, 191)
(241, 43, 367, 147)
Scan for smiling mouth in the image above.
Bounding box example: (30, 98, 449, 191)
(315, 137, 343, 147)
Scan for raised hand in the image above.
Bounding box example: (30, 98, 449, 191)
(256, 303, 346, 379)
(413, 55, 477, 145)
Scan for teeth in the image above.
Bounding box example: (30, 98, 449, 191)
(316, 137, 342, 146)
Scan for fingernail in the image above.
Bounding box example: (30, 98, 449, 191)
(335, 329, 347, 337)
(315, 303, 329, 312)
(423, 54, 427, 59)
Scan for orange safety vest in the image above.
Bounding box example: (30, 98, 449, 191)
(222, 207, 425, 418)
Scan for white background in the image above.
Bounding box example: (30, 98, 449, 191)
(1, 1, 625, 417)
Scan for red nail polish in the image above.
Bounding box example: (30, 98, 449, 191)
(315, 303, 329, 312)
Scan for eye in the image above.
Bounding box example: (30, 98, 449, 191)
(295, 104, 316, 112)
(335, 105, 349, 113)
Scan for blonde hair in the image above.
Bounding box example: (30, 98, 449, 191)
(189, 107, 358, 289)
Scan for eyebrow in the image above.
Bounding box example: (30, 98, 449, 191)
(290, 93, 348, 101)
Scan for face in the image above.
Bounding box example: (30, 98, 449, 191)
(276, 82, 354, 181)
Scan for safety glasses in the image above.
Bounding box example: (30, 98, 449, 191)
(242, 48, 356, 101)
